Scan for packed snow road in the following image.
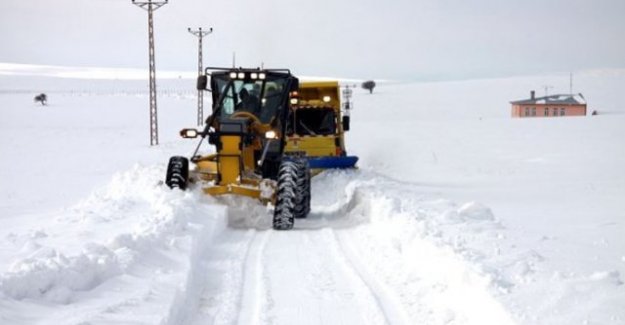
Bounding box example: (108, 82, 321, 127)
(162, 170, 515, 325)
(190, 228, 394, 325)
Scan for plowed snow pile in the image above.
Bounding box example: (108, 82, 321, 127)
(1, 65, 624, 324)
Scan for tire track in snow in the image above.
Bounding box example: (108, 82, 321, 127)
(332, 229, 412, 325)
(237, 230, 271, 325)
(187, 229, 257, 325)
(260, 229, 389, 325)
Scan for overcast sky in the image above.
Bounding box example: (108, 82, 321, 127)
(1, 0, 624, 81)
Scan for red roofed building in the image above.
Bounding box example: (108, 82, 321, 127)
(510, 91, 587, 118)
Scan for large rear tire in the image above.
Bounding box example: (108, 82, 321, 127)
(273, 160, 299, 230)
(165, 156, 189, 190)
(294, 159, 311, 219)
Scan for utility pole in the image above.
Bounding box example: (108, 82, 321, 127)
(132, 0, 168, 146)
(188, 27, 213, 126)
(341, 84, 356, 131)
(542, 85, 554, 97)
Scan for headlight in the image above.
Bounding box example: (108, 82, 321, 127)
(265, 130, 277, 139)
(258, 73, 266, 80)
(323, 95, 331, 102)
(290, 98, 299, 105)
(250, 72, 258, 79)
(237, 72, 245, 79)
(179, 128, 199, 138)
(229, 72, 237, 79)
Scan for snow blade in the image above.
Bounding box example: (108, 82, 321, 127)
(307, 156, 358, 169)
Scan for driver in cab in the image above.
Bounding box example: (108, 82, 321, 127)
(236, 88, 260, 116)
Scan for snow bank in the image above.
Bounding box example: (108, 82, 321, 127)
(1, 244, 121, 304)
(0, 164, 228, 323)
(309, 170, 516, 324)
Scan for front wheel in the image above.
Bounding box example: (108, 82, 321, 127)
(294, 159, 311, 219)
(273, 160, 299, 230)
(165, 156, 189, 190)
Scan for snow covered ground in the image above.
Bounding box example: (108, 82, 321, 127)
(0, 64, 624, 324)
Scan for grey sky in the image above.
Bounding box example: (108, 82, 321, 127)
(1, 0, 624, 81)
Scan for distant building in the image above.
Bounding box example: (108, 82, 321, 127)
(510, 91, 587, 118)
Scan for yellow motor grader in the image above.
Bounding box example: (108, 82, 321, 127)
(165, 67, 308, 230)
(165, 68, 357, 230)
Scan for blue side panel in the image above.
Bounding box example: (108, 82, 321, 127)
(307, 156, 359, 169)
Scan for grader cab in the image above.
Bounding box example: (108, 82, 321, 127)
(165, 67, 310, 230)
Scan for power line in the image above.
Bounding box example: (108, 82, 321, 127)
(188, 27, 213, 126)
(132, 0, 168, 146)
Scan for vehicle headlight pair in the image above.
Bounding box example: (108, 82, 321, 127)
(250, 72, 266, 80)
(229, 72, 266, 80)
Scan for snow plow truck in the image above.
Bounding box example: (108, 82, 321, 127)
(285, 80, 358, 172)
(165, 67, 357, 230)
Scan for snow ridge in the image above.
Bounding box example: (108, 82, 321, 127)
(1, 243, 122, 304)
(311, 170, 517, 324)
(0, 165, 228, 323)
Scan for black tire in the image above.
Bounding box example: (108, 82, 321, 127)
(294, 159, 311, 219)
(165, 156, 189, 190)
(273, 160, 299, 230)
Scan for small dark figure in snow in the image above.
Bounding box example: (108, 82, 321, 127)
(34, 93, 47, 106)
(361, 80, 376, 94)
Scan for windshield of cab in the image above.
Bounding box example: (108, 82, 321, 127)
(212, 75, 288, 124)
(291, 108, 337, 136)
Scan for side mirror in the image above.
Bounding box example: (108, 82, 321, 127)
(289, 78, 299, 92)
(196, 75, 208, 91)
(342, 116, 350, 131)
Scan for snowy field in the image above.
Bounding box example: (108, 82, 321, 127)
(0, 64, 624, 324)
